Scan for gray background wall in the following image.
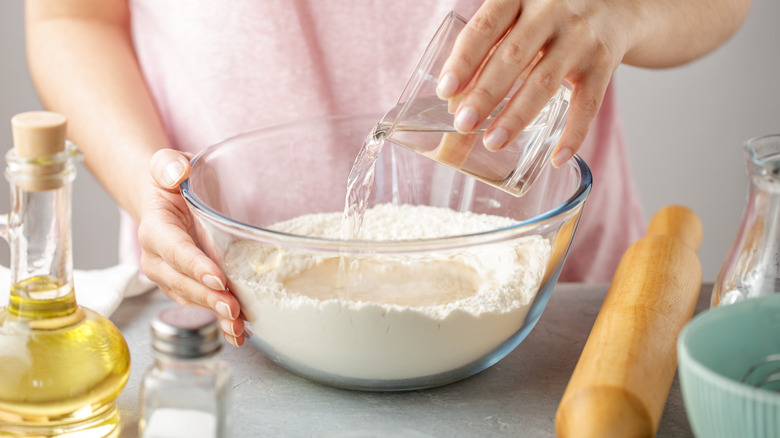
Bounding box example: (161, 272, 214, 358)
(2, 1, 779, 282)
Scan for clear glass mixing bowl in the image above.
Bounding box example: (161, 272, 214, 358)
(181, 114, 591, 391)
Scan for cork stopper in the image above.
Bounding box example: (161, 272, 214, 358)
(10, 111, 69, 191)
(12, 111, 67, 158)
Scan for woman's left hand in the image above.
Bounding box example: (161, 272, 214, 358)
(436, 0, 641, 166)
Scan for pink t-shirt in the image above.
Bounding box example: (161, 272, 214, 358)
(126, 0, 644, 282)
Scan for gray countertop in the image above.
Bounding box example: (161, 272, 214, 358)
(114, 283, 711, 437)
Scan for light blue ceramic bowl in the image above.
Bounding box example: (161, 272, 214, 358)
(678, 294, 780, 438)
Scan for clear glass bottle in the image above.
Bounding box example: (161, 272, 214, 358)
(139, 305, 232, 438)
(712, 134, 780, 306)
(0, 111, 131, 437)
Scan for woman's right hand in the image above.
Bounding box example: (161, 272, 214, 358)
(138, 149, 245, 347)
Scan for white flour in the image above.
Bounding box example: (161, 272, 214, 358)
(226, 204, 550, 383)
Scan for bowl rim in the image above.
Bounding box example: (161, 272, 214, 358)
(678, 294, 780, 403)
(180, 113, 593, 253)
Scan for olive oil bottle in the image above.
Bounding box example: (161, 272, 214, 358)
(0, 112, 131, 437)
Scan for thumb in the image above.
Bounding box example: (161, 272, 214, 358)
(150, 149, 192, 189)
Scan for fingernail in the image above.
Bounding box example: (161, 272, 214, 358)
(454, 107, 479, 133)
(436, 73, 459, 99)
(551, 147, 574, 168)
(220, 319, 237, 337)
(202, 274, 225, 291)
(163, 161, 185, 187)
(484, 128, 509, 151)
(216, 301, 235, 320)
(223, 333, 239, 348)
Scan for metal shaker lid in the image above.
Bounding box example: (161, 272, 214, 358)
(151, 306, 221, 358)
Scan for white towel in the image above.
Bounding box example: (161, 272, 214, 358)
(0, 264, 156, 317)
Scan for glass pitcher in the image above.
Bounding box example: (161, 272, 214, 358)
(712, 134, 780, 307)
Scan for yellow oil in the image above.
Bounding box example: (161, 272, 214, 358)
(0, 276, 131, 437)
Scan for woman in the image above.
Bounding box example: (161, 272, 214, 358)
(25, 0, 751, 347)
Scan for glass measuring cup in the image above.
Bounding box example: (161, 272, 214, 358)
(376, 11, 572, 197)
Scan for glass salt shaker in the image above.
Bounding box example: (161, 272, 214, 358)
(712, 134, 780, 307)
(139, 306, 232, 438)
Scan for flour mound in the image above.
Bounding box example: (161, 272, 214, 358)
(226, 203, 551, 383)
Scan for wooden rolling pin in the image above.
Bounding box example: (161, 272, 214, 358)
(555, 205, 703, 438)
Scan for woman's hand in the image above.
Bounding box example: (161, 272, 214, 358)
(437, 0, 636, 166)
(138, 149, 245, 347)
(437, 0, 750, 166)
(25, 1, 248, 343)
